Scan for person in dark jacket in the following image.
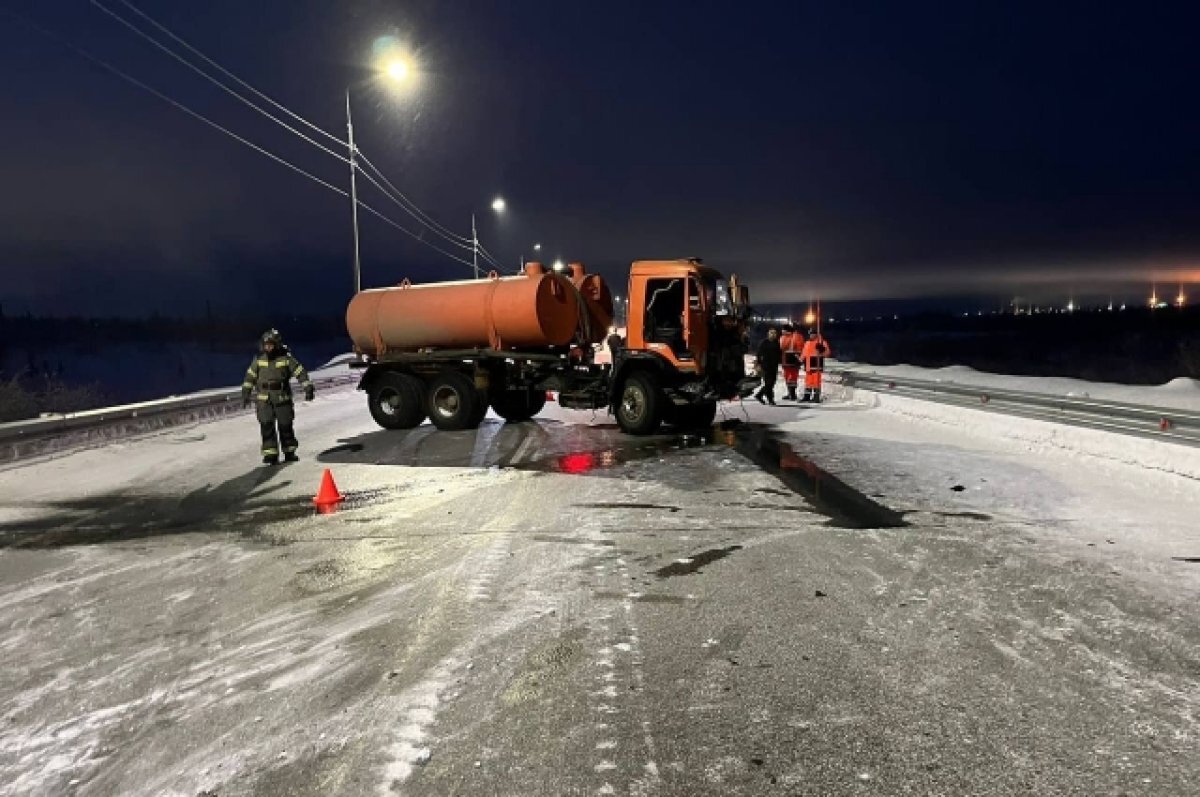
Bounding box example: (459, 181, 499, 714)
(755, 327, 781, 405)
(241, 329, 314, 465)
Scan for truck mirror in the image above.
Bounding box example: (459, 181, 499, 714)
(715, 280, 733, 316)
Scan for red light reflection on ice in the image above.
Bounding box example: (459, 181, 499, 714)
(557, 452, 597, 474)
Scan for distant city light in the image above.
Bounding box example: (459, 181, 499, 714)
(803, 310, 816, 325)
(1066, 300, 1075, 312)
(552, 260, 565, 272)
(1178, 291, 1187, 308)
(491, 197, 506, 213)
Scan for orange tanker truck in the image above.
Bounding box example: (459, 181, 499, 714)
(345, 258, 757, 435)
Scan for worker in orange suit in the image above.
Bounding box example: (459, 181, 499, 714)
(779, 324, 804, 401)
(800, 328, 831, 403)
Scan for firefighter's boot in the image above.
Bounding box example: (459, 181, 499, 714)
(263, 455, 279, 466)
(284, 452, 299, 463)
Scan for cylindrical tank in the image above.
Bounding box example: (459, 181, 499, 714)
(347, 267, 597, 356)
(568, 262, 614, 344)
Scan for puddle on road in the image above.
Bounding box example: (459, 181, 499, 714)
(654, 545, 743, 578)
(572, 502, 682, 513)
(733, 429, 908, 529)
(512, 421, 905, 530)
(933, 510, 993, 521)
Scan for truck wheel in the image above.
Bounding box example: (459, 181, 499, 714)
(368, 372, 426, 429)
(616, 371, 662, 435)
(667, 401, 717, 430)
(491, 389, 547, 423)
(427, 370, 484, 431)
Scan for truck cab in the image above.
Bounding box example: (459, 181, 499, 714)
(608, 258, 756, 434)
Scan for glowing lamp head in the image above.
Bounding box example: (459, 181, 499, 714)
(386, 59, 411, 82)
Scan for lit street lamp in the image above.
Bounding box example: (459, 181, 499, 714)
(520, 243, 543, 269)
(347, 45, 419, 294)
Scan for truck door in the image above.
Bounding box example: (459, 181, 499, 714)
(643, 278, 687, 358)
(684, 276, 709, 367)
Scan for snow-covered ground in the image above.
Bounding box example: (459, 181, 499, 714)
(836, 360, 1200, 412)
(1, 367, 1199, 795)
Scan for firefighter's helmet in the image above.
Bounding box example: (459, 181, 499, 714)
(261, 328, 283, 348)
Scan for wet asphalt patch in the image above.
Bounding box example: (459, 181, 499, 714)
(654, 545, 744, 578)
(732, 428, 908, 529)
(571, 502, 682, 513)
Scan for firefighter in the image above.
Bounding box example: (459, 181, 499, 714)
(241, 329, 315, 465)
(754, 327, 781, 405)
(779, 324, 804, 401)
(800, 328, 831, 403)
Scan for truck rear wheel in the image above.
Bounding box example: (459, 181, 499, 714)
(427, 370, 484, 431)
(616, 371, 662, 435)
(667, 401, 717, 430)
(368, 372, 426, 430)
(491, 388, 547, 423)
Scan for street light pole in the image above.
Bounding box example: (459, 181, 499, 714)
(346, 90, 362, 295)
(471, 213, 479, 279)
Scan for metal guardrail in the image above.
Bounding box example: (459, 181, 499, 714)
(0, 371, 361, 463)
(838, 370, 1200, 447)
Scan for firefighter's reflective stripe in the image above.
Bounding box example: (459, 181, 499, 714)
(258, 393, 270, 400)
(262, 447, 278, 455)
(293, 366, 305, 376)
(257, 359, 269, 367)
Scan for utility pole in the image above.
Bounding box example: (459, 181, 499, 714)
(346, 90, 362, 295)
(471, 213, 479, 279)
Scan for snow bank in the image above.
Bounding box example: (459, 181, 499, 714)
(839, 362, 1200, 412)
(845, 385, 1200, 482)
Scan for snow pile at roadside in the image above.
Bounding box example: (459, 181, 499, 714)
(841, 385, 1200, 481)
(839, 361, 1200, 412)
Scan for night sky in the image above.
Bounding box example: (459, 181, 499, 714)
(2, 0, 1198, 317)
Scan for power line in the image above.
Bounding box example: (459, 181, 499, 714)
(6, 6, 489, 277)
(108, 0, 347, 148)
(354, 165, 474, 251)
(101, 0, 516, 277)
(5, 8, 348, 197)
(356, 151, 475, 245)
(91, 0, 349, 165)
(356, 203, 476, 268)
(98, 0, 502, 273)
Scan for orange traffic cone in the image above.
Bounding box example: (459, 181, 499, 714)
(313, 468, 345, 507)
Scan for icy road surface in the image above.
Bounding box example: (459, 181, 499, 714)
(1, 383, 1199, 796)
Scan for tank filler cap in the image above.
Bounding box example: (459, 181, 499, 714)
(524, 262, 546, 277)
